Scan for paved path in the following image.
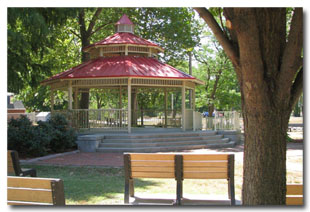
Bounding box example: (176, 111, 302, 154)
(23, 143, 303, 170)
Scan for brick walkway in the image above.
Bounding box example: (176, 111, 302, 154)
(26, 142, 302, 167)
(34, 152, 124, 167)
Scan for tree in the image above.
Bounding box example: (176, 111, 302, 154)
(194, 33, 240, 114)
(194, 8, 303, 205)
(8, 8, 201, 111)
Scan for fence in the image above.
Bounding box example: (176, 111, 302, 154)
(54, 109, 128, 131)
(203, 111, 241, 131)
(133, 109, 182, 127)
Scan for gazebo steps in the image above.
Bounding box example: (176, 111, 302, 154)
(99, 138, 229, 148)
(101, 134, 224, 144)
(94, 130, 236, 153)
(103, 131, 217, 139)
(96, 141, 236, 153)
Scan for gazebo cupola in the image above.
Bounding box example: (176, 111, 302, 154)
(82, 14, 164, 59)
(42, 14, 203, 133)
(115, 14, 135, 33)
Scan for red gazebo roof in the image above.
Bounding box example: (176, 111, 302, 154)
(43, 56, 195, 83)
(83, 32, 163, 52)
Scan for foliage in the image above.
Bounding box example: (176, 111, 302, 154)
(8, 114, 77, 157)
(193, 33, 240, 113)
(8, 115, 50, 157)
(8, 8, 202, 111)
(45, 113, 77, 153)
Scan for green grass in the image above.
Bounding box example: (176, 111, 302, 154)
(22, 164, 238, 205)
(22, 153, 302, 205)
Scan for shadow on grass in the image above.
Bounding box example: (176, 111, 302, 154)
(22, 165, 162, 204)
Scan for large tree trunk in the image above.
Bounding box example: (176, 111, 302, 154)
(194, 7, 303, 205)
(241, 89, 291, 204)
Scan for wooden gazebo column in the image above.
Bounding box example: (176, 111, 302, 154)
(181, 81, 186, 131)
(127, 78, 132, 133)
(50, 90, 54, 112)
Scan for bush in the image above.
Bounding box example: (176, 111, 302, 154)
(8, 115, 49, 157)
(45, 114, 77, 153)
(8, 114, 77, 157)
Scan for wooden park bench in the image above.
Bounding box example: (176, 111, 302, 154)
(286, 184, 303, 205)
(8, 150, 37, 177)
(124, 153, 235, 205)
(7, 176, 65, 205)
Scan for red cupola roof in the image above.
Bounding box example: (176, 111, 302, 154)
(115, 14, 134, 25)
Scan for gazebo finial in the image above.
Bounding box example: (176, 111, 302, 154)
(115, 14, 134, 33)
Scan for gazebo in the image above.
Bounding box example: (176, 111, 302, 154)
(42, 14, 203, 133)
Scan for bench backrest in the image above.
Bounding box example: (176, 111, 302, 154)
(7, 151, 16, 175)
(125, 153, 175, 179)
(286, 184, 303, 205)
(124, 153, 234, 180)
(7, 176, 65, 205)
(182, 154, 233, 179)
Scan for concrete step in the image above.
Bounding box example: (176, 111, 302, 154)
(102, 135, 223, 144)
(96, 141, 236, 153)
(103, 131, 217, 139)
(99, 138, 229, 148)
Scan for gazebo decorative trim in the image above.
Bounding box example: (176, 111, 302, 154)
(42, 14, 203, 133)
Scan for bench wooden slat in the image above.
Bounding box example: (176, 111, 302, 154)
(131, 166, 174, 172)
(7, 176, 65, 205)
(8, 177, 53, 189)
(8, 165, 15, 175)
(124, 153, 235, 205)
(183, 161, 228, 167)
(286, 196, 303, 205)
(7, 201, 53, 205)
(7, 151, 15, 174)
(184, 172, 228, 179)
(7, 188, 53, 204)
(130, 154, 175, 160)
(184, 167, 227, 172)
(183, 154, 229, 160)
(287, 184, 303, 195)
(131, 161, 174, 167)
(132, 172, 175, 179)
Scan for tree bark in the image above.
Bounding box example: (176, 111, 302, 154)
(78, 8, 103, 109)
(194, 7, 303, 205)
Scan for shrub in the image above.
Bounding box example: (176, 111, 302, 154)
(46, 114, 77, 153)
(8, 115, 49, 157)
(8, 114, 77, 157)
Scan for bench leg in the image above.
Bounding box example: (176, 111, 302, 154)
(124, 178, 130, 204)
(176, 179, 183, 205)
(228, 178, 235, 205)
(228, 155, 235, 205)
(175, 155, 183, 205)
(129, 179, 134, 197)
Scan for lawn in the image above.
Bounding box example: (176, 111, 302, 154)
(23, 153, 302, 205)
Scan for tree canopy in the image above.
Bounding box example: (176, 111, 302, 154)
(8, 8, 202, 111)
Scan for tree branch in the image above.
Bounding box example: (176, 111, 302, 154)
(69, 29, 81, 39)
(279, 8, 303, 89)
(91, 22, 114, 36)
(194, 7, 240, 69)
(289, 67, 303, 110)
(86, 8, 103, 36)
